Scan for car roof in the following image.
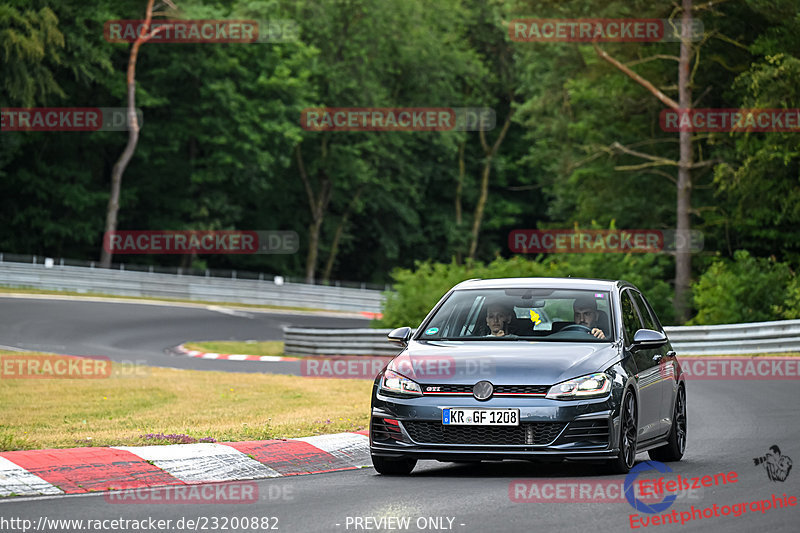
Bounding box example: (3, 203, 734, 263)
(452, 277, 630, 291)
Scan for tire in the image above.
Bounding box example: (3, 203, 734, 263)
(649, 385, 686, 462)
(371, 454, 417, 475)
(606, 391, 638, 474)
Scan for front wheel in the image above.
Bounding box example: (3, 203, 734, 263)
(371, 454, 417, 475)
(649, 386, 686, 462)
(606, 391, 638, 474)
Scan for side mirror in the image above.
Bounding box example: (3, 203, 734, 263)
(631, 328, 668, 351)
(387, 326, 413, 347)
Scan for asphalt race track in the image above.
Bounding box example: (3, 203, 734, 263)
(0, 296, 798, 532)
(0, 296, 367, 374)
(2, 380, 797, 532)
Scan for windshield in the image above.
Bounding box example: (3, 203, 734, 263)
(419, 288, 613, 342)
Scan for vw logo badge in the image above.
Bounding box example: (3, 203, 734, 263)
(473, 380, 494, 401)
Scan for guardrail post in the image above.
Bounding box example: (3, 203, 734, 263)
(232, 270, 236, 279)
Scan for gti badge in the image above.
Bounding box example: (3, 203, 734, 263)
(473, 380, 494, 400)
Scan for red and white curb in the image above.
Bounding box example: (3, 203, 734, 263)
(173, 344, 300, 362)
(0, 431, 370, 498)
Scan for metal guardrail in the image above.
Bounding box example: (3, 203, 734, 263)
(284, 320, 800, 356)
(0, 261, 385, 313)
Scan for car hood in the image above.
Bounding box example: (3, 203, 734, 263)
(388, 340, 621, 386)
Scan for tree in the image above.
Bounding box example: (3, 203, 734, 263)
(590, 0, 699, 322)
(0, 3, 64, 106)
(99, 0, 174, 267)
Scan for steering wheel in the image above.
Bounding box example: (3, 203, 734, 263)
(560, 324, 593, 335)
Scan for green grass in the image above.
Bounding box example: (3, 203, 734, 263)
(0, 351, 371, 451)
(184, 341, 285, 356)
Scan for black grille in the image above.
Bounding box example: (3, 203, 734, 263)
(371, 417, 406, 443)
(495, 385, 549, 395)
(422, 384, 549, 396)
(403, 421, 565, 445)
(556, 419, 610, 446)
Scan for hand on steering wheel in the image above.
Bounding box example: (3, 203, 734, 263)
(561, 324, 592, 334)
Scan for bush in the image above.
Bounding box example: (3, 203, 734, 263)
(376, 253, 676, 328)
(689, 250, 793, 325)
(775, 276, 800, 319)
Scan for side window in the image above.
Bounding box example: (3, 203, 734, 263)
(631, 291, 658, 332)
(639, 293, 664, 332)
(620, 290, 643, 345)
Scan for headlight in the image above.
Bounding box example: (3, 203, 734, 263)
(546, 372, 611, 400)
(381, 370, 422, 396)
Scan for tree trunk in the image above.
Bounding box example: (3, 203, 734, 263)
(467, 106, 515, 260)
(100, 0, 159, 268)
(593, 2, 695, 323)
(296, 142, 331, 284)
(322, 187, 362, 283)
(674, 0, 694, 323)
(454, 140, 465, 264)
(305, 217, 323, 284)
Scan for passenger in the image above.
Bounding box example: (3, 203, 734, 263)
(573, 296, 607, 339)
(485, 301, 515, 337)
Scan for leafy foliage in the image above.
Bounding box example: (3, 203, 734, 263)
(377, 253, 675, 328)
(689, 250, 793, 325)
(0, 0, 798, 325)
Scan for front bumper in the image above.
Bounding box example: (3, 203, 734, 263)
(370, 390, 620, 461)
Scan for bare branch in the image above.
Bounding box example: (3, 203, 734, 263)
(616, 161, 677, 171)
(609, 141, 675, 164)
(709, 31, 749, 50)
(594, 42, 680, 110)
(626, 54, 680, 67)
(692, 85, 713, 107)
(691, 0, 737, 11)
(645, 169, 678, 184)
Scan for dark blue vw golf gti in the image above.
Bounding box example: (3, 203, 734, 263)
(370, 278, 687, 475)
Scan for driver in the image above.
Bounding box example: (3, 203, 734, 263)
(485, 301, 515, 337)
(573, 296, 607, 339)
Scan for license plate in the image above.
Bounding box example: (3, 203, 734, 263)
(442, 408, 519, 426)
